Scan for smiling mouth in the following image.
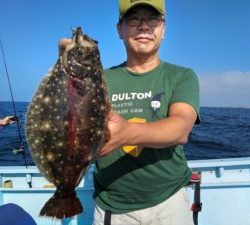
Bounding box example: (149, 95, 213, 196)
(135, 36, 153, 42)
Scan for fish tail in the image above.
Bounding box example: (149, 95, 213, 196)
(40, 190, 83, 219)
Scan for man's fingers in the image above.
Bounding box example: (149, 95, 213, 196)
(59, 38, 72, 48)
(58, 38, 72, 56)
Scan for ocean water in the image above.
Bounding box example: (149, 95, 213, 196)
(0, 101, 250, 166)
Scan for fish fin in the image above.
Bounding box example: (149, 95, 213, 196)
(40, 190, 83, 219)
(75, 163, 92, 187)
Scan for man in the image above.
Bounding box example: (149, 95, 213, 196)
(60, 0, 199, 224)
(93, 1, 199, 225)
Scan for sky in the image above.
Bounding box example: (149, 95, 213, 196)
(0, 0, 250, 107)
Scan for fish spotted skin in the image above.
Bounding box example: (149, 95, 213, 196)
(25, 27, 110, 219)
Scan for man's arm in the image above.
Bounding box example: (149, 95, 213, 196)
(0, 116, 17, 127)
(98, 102, 197, 156)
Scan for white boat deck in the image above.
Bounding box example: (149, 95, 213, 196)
(1, 157, 250, 225)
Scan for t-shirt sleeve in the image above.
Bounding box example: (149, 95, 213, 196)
(170, 69, 200, 123)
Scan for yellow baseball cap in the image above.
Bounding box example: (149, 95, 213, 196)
(119, 0, 165, 19)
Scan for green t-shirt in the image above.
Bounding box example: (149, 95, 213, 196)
(93, 61, 200, 213)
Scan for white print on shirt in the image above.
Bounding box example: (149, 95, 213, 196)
(110, 91, 165, 117)
(111, 91, 152, 101)
(150, 92, 165, 119)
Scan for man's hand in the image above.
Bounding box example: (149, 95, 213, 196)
(98, 111, 132, 157)
(0, 116, 17, 127)
(58, 38, 72, 56)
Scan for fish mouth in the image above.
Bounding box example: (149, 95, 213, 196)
(64, 58, 96, 80)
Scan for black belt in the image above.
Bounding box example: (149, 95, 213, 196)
(189, 172, 202, 225)
(104, 210, 112, 225)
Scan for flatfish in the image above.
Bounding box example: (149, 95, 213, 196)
(25, 27, 110, 219)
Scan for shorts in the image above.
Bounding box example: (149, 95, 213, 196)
(92, 187, 194, 225)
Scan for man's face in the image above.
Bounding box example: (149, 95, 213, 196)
(117, 6, 165, 56)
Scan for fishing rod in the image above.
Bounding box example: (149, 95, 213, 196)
(0, 35, 28, 168)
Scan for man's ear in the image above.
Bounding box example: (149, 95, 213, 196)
(117, 22, 123, 39)
(161, 28, 165, 39)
